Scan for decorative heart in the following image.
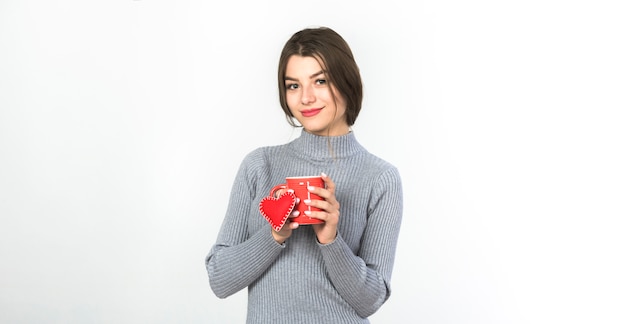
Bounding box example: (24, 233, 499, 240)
(259, 192, 297, 231)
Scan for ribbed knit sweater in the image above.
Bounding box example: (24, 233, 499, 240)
(205, 130, 403, 323)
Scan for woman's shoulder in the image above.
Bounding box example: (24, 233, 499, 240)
(242, 142, 287, 160)
(358, 152, 403, 198)
(369, 152, 405, 186)
(238, 142, 289, 170)
(359, 150, 399, 174)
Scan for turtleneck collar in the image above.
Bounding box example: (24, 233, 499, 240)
(288, 129, 366, 161)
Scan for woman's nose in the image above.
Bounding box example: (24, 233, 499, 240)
(301, 85, 315, 105)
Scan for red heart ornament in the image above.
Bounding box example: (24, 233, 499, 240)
(259, 192, 297, 231)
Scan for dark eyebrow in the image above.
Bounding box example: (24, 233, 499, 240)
(284, 70, 326, 82)
(309, 70, 325, 79)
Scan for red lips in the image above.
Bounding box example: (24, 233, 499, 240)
(301, 108, 322, 117)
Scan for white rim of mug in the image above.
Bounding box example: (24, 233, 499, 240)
(285, 176, 323, 180)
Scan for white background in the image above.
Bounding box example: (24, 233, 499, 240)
(1, 0, 625, 323)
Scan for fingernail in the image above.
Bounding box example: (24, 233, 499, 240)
(303, 199, 311, 205)
(292, 211, 300, 216)
(321, 172, 327, 177)
(295, 198, 300, 204)
(287, 189, 294, 193)
(307, 186, 314, 191)
(304, 211, 311, 216)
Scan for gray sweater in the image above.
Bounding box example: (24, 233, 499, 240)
(205, 130, 403, 323)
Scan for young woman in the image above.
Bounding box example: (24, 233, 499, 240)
(205, 26, 403, 324)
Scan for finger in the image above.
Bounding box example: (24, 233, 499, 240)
(303, 210, 326, 221)
(307, 184, 331, 201)
(307, 185, 338, 205)
(321, 172, 336, 194)
(311, 174, 336, 201)
(303, 209, 338, 224)
(274, 188, 295, 197)
(303, 198, 331, 211)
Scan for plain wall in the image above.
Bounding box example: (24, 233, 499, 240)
(1, 0, 624, 323)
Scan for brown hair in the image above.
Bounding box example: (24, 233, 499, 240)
(277, 27, 363, 128)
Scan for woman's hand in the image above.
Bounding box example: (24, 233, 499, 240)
(271, 219, 299, 244)
(307, 173, 340, 244)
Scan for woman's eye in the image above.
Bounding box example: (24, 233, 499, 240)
(315, 79, 327, 85)
(286, 83, 299, 90)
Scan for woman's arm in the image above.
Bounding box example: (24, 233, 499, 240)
(318, 167, 403, 317)
(205, 150, 283, 298)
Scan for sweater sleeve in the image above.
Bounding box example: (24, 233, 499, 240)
(205, 150, 284, 298)
(318, 167, 403, 317)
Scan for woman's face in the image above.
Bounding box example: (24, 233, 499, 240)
(284, 55, 349, 136)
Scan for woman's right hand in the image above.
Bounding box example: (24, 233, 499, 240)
(271, 220, 299, 244)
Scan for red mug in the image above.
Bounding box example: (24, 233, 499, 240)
(270, 176, 326, 225)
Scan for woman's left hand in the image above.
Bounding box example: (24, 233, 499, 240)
(305, 173, 340, 244)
